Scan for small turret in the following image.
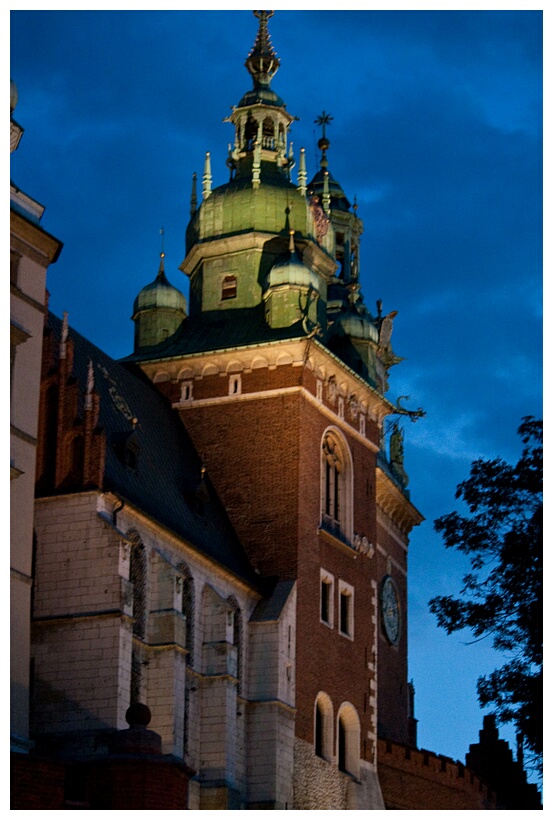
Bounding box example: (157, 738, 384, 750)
(264, 230, 324, 330)
(132, 251, 187, 352)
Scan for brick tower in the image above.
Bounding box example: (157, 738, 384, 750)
(127, 10, 423, 808)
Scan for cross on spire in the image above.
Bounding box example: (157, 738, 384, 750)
(315, 110, 333, 141)
(315, 111, 333, 161)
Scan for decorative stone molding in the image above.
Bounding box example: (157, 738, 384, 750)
(376, 468, 424, 536)
(353, 533, 374, 557)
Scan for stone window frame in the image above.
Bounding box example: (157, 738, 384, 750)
(180, 380, 193, 403)
(229, 373, 242, 396)
(336, 702, 361, 779)
(320, 427, 354, 544)
(314, 692, 334, 762)
(320, 568, 334, 629)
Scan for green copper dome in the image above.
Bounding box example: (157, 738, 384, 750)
(308, 166, 351, 212)
(133, 255, 187, 316)
(187, 175, 318, 249)
(267, 233, 320, 291)
(132, 254, 187, 353)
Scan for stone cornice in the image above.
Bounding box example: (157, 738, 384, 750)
(10, 209, 62, 266)
(141, 335, 396, 425)
(375, 467, 423, 536)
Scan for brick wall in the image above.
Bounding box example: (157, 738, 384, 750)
(377, 738, 496, 810)
(11, 754, 65, 809)
(176, 357, 385, 787)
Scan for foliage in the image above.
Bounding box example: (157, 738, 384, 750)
(429, 417, 542, 772)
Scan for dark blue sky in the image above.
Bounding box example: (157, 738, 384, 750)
(10, 9, 542, 775)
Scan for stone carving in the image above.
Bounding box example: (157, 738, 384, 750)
(353, 533, 374, 557)
(327, 376, 337, 405)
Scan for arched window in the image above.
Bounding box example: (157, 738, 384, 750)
(262, 116, 274, 149)
(314, 692, 333, 761)
(244, 115, 257, 150)
(321, 429, 353, 543)
(337, 703, 361, 779)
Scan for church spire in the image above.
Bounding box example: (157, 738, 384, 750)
(245, 11, 280, 90)
(315, 110, 333, 170)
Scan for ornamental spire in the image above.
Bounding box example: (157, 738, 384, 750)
(315, 110, 333, 169)
(157, 229, 166, 278)
(245, 11, 280, 88)
(297, 147, 307, 196)
(202, 152, 212, 200)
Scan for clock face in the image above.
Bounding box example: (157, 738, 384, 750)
(381, 576, 401, 645)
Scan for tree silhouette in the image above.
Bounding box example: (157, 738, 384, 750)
(429, 417, 542, 773)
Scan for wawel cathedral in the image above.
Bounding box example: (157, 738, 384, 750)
(11, 11, 540, 811)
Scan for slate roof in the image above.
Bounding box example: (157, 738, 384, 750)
(121, 304, 309, 364)
(250, 579, 295, 622)
(45, 312, 261, 589)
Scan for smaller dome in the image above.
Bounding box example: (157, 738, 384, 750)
(237, 86, 285, 109)
(337, 311, 379, 343)
(267, 233, 320, 292)
(309, 167, 351, 212)
(133, 255, 187, 316)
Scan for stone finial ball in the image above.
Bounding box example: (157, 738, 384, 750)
(125, 702, 152, 727)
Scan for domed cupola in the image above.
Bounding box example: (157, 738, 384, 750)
(132, 252, 187, 353)
(223, 10, 296, 184)
(264, 231, 325, 330)
(326, 284, 380, 385)
(181, 11, 337, 326)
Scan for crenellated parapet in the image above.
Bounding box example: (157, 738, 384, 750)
(377, 738, 496, 810)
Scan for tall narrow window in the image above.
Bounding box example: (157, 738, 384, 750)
(338, 715, 347, 771)
(338, 580, 354, 639)
(130, 538, 147, 640)
(179, 564, 195, 666)
(227, 595, 243, 694)
(315, 702, 324, 757)
(320, 569, 334, 628)
(129, 533, 147, 705)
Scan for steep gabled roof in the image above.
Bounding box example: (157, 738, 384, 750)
(44, 312, 260, 588)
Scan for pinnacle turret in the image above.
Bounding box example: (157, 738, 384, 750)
(245, 11, 280, 89)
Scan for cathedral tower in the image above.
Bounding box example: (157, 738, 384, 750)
(128, 10, 423, 809)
